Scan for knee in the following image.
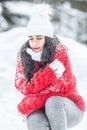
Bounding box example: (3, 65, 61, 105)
(45, 96, 64, 110)
(26, 110, 49, 130)
(27, 110, 44, 124)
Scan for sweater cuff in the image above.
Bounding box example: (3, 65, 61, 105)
(42, 64, 57, 84)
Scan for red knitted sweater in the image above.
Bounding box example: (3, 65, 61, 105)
(15, 43, 86, 115)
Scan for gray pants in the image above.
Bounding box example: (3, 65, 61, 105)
(26, 96, 85, 130)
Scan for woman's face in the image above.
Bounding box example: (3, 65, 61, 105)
(28, 35, 45, 52)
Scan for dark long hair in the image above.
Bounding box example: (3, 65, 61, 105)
(20, 35, 59, 81)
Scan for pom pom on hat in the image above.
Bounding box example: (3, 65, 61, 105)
(29, 3, 52, 19)
(27, 3, 53, 38)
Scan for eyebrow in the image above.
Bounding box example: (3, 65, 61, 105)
(36, 35, 42, 37)
(29, 35, 42, 38)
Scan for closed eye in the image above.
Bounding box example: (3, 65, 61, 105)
(29, 38, 33, 40)
(37, 37, 42, 40)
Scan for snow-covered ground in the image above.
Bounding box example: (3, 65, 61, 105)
(0, 27, 87, 130)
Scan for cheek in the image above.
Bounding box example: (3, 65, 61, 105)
(40, 42, 44, 48)
(29, 41, 32, 47)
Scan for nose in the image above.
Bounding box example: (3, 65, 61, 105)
(33, 40, 38, 47)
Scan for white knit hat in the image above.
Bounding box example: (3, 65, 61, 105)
(27, 3, 53, 38)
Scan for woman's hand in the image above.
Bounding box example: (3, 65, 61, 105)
(50, 59, 65, 77)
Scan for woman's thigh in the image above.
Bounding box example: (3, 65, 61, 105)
(45, 96, 85, 129)
(63, 97, 85, 128)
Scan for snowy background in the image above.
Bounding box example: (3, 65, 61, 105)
(0, 1, 87, 130)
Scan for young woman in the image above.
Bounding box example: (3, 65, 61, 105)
(15, 4, 86, 130)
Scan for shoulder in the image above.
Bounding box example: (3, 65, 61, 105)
(16, 51, 24, 70)
(56, 43, 67, 52)
(54, 43, 68, 59)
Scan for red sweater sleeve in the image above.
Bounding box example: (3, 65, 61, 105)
(15, 53, 56, 95)
(17, 93, 51, 115)
(53, 44, 76, 94)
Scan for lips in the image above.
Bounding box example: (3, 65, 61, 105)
(33, 47, 40, 51)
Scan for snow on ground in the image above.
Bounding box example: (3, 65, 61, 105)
(0, 27, 87, 130)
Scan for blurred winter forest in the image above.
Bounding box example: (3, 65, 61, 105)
(0, 0, 87, 44)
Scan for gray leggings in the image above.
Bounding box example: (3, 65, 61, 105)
(26, 96, 85, 130)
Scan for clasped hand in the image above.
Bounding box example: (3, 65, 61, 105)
(50, 59, 65, 77)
